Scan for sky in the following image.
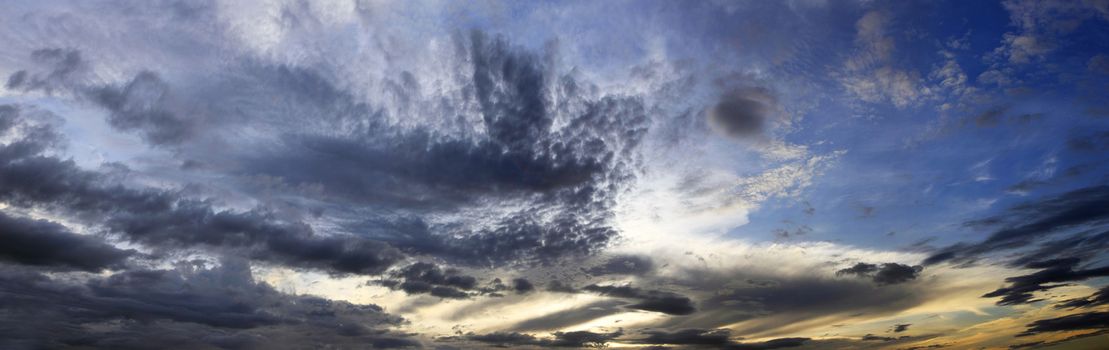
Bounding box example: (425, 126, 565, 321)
(1, 0, 1109, 349)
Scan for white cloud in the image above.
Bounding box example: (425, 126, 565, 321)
(840, 10, 933, 109)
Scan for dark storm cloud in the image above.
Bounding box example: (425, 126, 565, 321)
(451, 329, 623, 348)
(0, 211, 133, 272)
(630, 328, 810, 349)
(585, 255, 655, 276)
(5, 48, 84, 94)
(924, 185, 1109, 266)
(0, 259, 417, 349)
(373, 262, 479, 299)
(708, 87, 778, 138)
(87, 71, 194, 145)
(836, 262, 923, 285)
(1055, 285, 1109, 309)
(0, 106, 403, 275)
(1016, 311, 1109, 336)
(513, 278, 535, 294)
(636, 328, 734, 346)
(892, 323, 912, 333)
(981, 258, 1109, 306)
(582, 284, 697, 315)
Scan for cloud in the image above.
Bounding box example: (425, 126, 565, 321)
(0, 105, 404, 275)
(86, 71, 195, 145)
(513, 278, 535, 294)
(1017, 311, 1109, 336)
(635, 328, 734, 346)
(5, 48, 85, 94)
(3, 2, 1105, 347)
(1066, 131, 1109, 153)
(842, 66, 927, 108)
(0, 259, 418, 349)
(839, 10, 930, 108)
(925, 185, 1109, 266)
(1, 26, 651, 272)
(893, 323, 912, 333)
(581, 284, 697, 315)
(0, 211, 133, 272)
(1055, 285, 1109, 309)
(996, 0, 1109, 64)
(452, 329, 623, 348)
(861, 334, 904, 342)
(229, 31, 650, 267)
(1009, 329, 1109, 349)
(644, 261, 935, 338)
(727, 337, 810, 350)
(585, 254, 656, 276)
(508, 300, 627, 332)
(708, 87, 778, 138)
(630, 328, 811, 349)
(836, 262, 924, 285)
(1001, 34, 1056, 64)
(7, 50, 197, 146)
(373, 262, 480, 299)
(982, 258, 1109, 306)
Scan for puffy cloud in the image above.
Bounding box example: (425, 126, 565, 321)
(996, 0, 1109, 64)
(841, 66, 928, 108)
(839, 10, 932, 108)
